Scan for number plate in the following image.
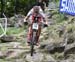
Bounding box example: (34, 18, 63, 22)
(32, 23, 38, 30)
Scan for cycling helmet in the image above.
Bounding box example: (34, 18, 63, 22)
(33, 6, 39, 13)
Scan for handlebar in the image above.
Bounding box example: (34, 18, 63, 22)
(24, 21, 48, 28)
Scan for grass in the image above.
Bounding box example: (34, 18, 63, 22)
(0, 28, 5, 35)
(6, 27, 24, 35)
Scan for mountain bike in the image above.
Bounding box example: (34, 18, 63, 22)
(24, 16, 48, 56)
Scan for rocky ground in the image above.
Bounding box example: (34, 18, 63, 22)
(0, 2, 75, 62)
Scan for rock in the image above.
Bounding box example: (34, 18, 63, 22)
(39, 36, 44, 40)
(47, 19, 55, 25)
(0, 18, 8, 27)
(64, 42, 75, 54)
(26, 53, 44, 62)
(8, 17, 15, 27)
(68, 17, 75, 24)
(45, 44, 55, 53)
(41, 28, 48, 33)
(14, 14, 24, 27)
(0, 51, 6, 59)
(58, 25, 65, 37)
(40, 39, 65, 53)
(5, 50, 14, 57)
(15, 59, 25, 62)
(45, 10, 51, 18)
(48, 2, 56, 10)
(0, 35, 15, 42)
(40, 29, 49, 41)
(59, 59, 74, 62)
(40, 38, 54, 49)
(7, 14, 25, 27)
(9, 42, 21, 48)
(6, 50, 25, 59)
(14, 19, 24, 28)
(44, 54, 56, 62)
(66, 33, 75, 44)
(45, 43, 65, 53)
(26, 53, 56, 62)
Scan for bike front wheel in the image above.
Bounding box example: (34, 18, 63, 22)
(30, 32, 36, 56)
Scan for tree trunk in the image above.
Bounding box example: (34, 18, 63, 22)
(1, 0, 4, 18)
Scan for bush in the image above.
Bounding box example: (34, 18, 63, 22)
(0, 0, 36, 17)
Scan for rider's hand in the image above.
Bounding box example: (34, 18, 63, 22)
(44, 21, 48, 27)
(24, 19, 28, 25)
(44, 24, 48, 27)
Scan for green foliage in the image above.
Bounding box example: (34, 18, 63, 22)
(0, 0, 36, 17)
(0, 27, 24, 35)
(55, 0, 59, 2)
(6, 27, 24, 35)
(57, 13, 66, 23)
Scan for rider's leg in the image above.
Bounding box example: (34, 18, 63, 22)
(36, 27, 41, 43)
(27, 26, 32, 43)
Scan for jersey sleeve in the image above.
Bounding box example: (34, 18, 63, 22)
(39, 6, 46, 18)
(27, 8, 33, 17)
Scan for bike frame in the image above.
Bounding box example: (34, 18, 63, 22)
(30, 16, 40, 56)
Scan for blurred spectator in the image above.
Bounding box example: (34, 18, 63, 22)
(32, 0, 45, 11)
(31, 0, 49, 11)
(43, 0, 49, 7)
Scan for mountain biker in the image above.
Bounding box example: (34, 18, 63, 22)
(24, 6, 48, 45)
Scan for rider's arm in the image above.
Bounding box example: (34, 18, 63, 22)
(39, 7, 48, 24)
(24, 16, 29, 22)
(24, 8, 33, 22)
(43, 18, 48, 24)
(27, 8, 33, 17)
(39, 6, 45, 18)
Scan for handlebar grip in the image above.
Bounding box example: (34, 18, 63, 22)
(44, 24, 48, 27)
(24, 22, 28, 25)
